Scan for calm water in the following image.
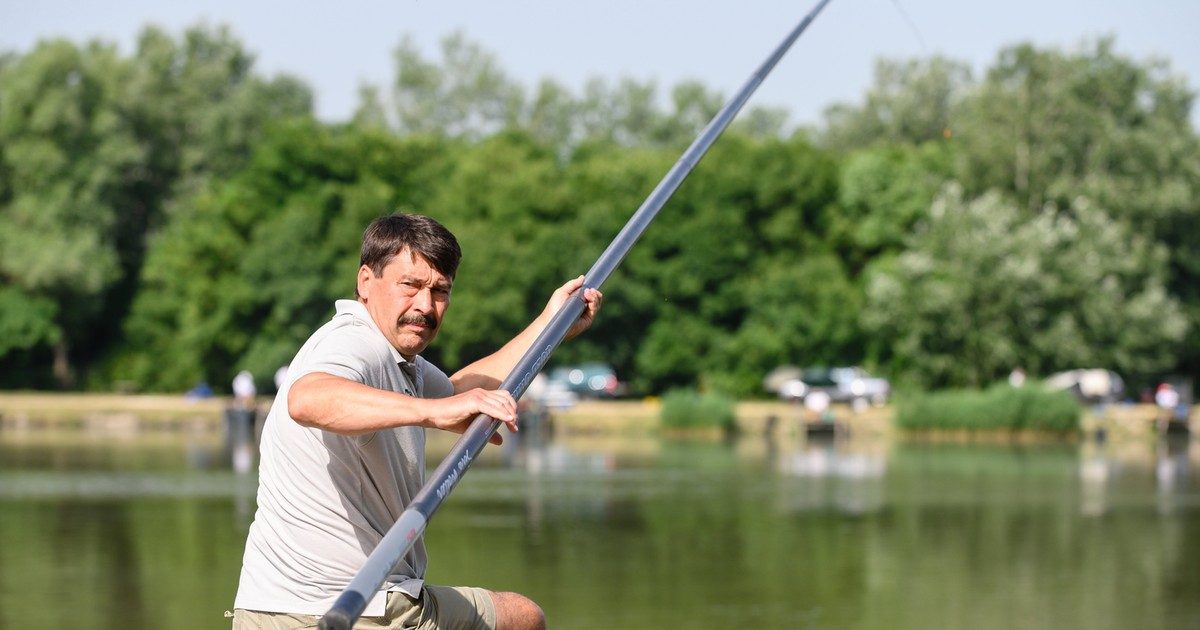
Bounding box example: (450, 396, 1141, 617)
(0, 431, 1197, 629)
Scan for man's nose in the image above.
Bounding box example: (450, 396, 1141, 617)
(411, 287, 434, 311)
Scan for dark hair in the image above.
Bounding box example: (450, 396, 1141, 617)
(357, 213, 461, 295)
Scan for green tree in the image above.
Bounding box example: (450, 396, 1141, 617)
(389, 33, 524, 138)
(953, 38, 1200, 377)
(824, 39, 1200, 381)
(119, 121, 449, 391)
(0, 39, 134, 386)
(362, 32, 792, 153)
(864, 186, 1186, 388)
(126, 24, 312, 198)
(0, 25, 311, 388)
(97, 24, 311, 387)
(614, 134, 842, 394)
(833, 141, 953, 270)
(524, 78, 578, 151)
(820, 56, 972, 151)
(424, 131, 578, 368)
(954, 38, 1197, 220)
(712, 253, 861, 394)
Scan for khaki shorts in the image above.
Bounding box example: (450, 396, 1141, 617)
(230, 585, 497, 630)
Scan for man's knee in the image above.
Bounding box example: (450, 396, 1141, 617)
(489, 591, 546, 630)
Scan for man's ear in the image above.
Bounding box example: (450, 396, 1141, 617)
(356, 265, 373, 300)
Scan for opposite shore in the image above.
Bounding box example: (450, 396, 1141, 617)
(0, 391, 1190, 442)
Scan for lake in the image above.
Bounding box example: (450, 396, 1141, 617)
(0, 429, 1197, 629)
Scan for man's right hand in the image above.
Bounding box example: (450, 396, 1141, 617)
(425, 388, 518, 445)
(289, 372, 517, 440)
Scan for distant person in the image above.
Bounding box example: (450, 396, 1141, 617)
(1008, 368, 1026, 388)
(805, 390, 832, 423)
(1155, 383, 1180, 433)
(232, 370, 257, 409)
(231, 213, 602, 630)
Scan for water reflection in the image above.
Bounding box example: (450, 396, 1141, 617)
(1157, 435, 1192, 515)
(3, 421, 1200, 629)
(503, 434, 616, 477)
(775, 433, 888, 515)
(1078, 441, 1113, 516)
(502, 435, 619, 538)
(1078, 433, 1197, 517)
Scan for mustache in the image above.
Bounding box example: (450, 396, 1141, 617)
(398, 313, 438, 329)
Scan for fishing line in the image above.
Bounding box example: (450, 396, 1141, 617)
(885, 0, 959, 139)
(888, 0, 929, 52)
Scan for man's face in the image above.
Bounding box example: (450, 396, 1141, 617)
(357, 248, 453, 360)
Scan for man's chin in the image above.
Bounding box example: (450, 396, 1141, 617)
(394, 332, 433, 358)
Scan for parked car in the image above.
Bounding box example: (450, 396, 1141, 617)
(771, 366, 890, 406)
(545, 363, 624, 398)
(524, 373, 579, 410)
(1044, 369, 1124, 404)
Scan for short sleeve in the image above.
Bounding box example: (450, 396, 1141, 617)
(292, 321, 383, 385)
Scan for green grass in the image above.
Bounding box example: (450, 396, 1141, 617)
(896, 385, 1080, 434)
(659, 389, 737, 432)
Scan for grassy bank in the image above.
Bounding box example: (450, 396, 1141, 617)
(0, 392, 827, 435)
(896, 386, 1081, 434)
(0, 392, 1184, 441)
(0, 392, 226, 432)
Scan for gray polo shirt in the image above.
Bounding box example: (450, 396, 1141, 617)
(234, 299, 454, 616)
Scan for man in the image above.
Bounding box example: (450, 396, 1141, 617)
(232, 213, 602, 629)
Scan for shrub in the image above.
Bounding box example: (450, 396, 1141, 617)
(896, 385, 1080, 433)
(659, 389, 737, 432)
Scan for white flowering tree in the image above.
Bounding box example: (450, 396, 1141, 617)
(863, 185, 1186, 388)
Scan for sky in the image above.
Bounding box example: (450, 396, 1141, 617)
(3, 0, 1199, 128)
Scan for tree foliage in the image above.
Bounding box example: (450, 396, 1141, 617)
(0, 25, 311, 387)
(118, 121, 447, 390)
(821, 56, 971, 151)
(864, 186, 1185, 388)
(0, 39, 132, 385)
(951, 39, 1200, 376)
(824, 38, 1198, 389)
(2, 27, 1197, 395)
(358, 32, 789, 153)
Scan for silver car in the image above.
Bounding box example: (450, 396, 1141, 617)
(773, 366, 890, 406)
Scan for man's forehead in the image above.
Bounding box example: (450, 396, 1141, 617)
(386, 248, 452, 284)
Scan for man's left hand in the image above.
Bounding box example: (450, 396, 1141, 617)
(546, 276, 602, 340)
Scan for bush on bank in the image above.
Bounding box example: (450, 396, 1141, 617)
(659, 389, 737, 432)
(896, 385, 1081, 434)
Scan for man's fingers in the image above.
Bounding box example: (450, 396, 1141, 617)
(584, 288, 602, 313)
(561, 275, 585, 294)
(477, 390, 518, 429)
(552, 276, 585, 304)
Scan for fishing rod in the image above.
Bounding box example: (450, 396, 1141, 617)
(319, 1, 834, 627)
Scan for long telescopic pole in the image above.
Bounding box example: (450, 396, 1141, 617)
(319, 2, 833, 627)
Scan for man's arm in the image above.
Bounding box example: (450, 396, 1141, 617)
(450, 276, 602, 392)
(288, 372, 518, 442)
(288, 276, 599, 438)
